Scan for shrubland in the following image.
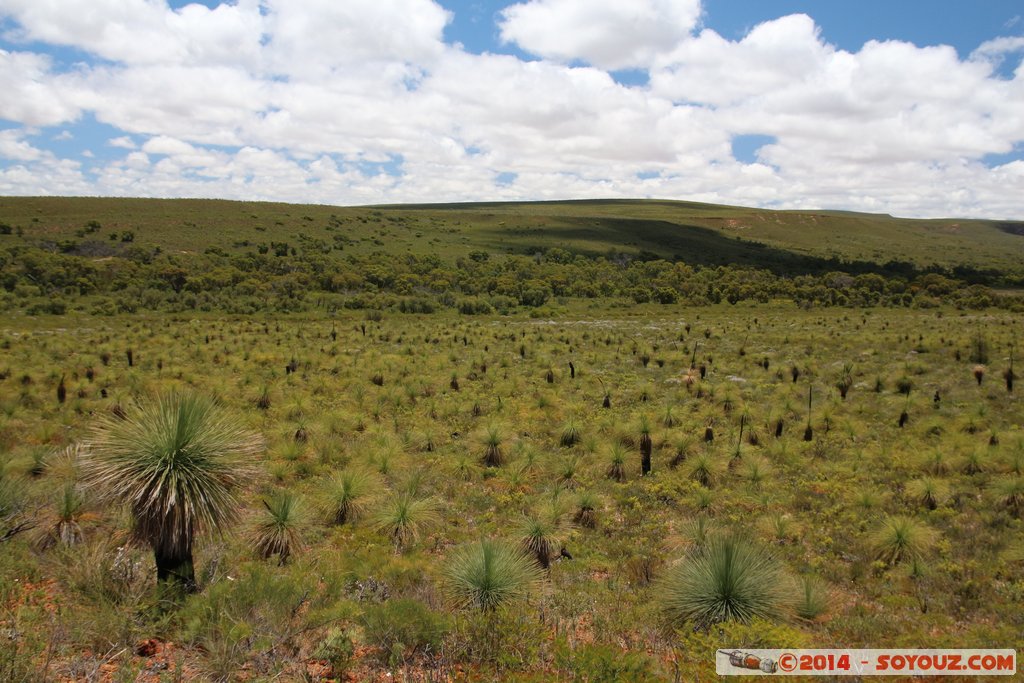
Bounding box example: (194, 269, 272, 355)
(0, 304, 1022, 680)
(0, 197, 1022, 680)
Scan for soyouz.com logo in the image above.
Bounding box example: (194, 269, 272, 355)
(716, 649, 1017, 676)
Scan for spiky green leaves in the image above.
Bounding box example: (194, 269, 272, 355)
(81, 392, 261, 558)
(481, 424, 505, 468)
(518, 505, 568, 569)
(322, 469, 379, 525)
(443, 538, 542, 612)
(661, 535, 792, 627)
(372, 493, 441, 551)
(252, 491, 307, 565)
(870, 516, 936, 566)
(559, 419, 582, 448)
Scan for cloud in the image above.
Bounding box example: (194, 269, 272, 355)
(108, 136, 136, 149)
(0, 129, 44, 161)
(499, 0, 701, 70)
(262, 0, 451, 79)
(0, 0, 265, 67)
(650, 15, 1022, 164)
(0, 1, 1022, 218)
(0, 50, 81, 126)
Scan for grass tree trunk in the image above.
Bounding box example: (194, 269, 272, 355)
(640, 433, 652, 476)
(154, 545, 197, 592)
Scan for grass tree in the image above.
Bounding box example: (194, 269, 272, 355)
(481, 424, 506, 468)
(870, 515, 936, 566)
(661, 534, 792, 627)
(373, 492, 441, 551)
(251, 491, 307, 565)
(518, 504, 569, 570)
(794, 575, 828, 621)
(688, 453, 719, 488)
(1005, 343, 1015, 393)
(37, 482, 96, 549)
(905, 478, 950, 511)
(639, 416, 653, 476)
(443, 538, 542, 612)
(803, 385, 814, 442)
(573, 490, 599, 529)
(836, 363, 853, 400)
(559, 419, 582, 448)
(323, 469, 379, 525)
(80, 392, 260, 592)
(606, 442, 627, 482)
(990, 476, 1024, 517)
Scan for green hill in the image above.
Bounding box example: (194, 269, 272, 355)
(1, 196, 1021, 274)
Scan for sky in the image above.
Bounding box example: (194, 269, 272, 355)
(0, 0, 1022, 218)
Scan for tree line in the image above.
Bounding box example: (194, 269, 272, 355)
(0, 239, 1018, 315)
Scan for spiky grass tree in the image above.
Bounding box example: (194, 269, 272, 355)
(730, 414, 746, 468)
(556, 456, 581, 490)
(836, 363, 853, 400)
(803, 385, 814, 442)
(794, 575, 828, 621)
(481, 424, 505, 468)
(744, 457, 770, 490)
(1005, 344, 1015, 393)
(559, 419, 582, 448)
(670, 436, 693, 469)
(38, 482, 96, 549)
(870, 516, 936, 566)
(606, 442, 627, 482)
(761, 512, 798, 545)
(973, 365, 986, 385)
(81, 392, 260, 592)
(443, 538, 542, 612)
(898, 393, 911, 428)
(255, 385, 271, 411)
(661, 534, 792, 627)
(905, 478, 950, 511)
(573, 490, 599, 529)
(323, 469, 379, 525)
(688, 453, 718, 488)
(252, 491, 306, 565)
(373, 493, 441, 551)
(990, 476, 1024, 517)
(639, 416, 653, 476)
(519, 505, 568, 570)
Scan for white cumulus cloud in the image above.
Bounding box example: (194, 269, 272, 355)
(499, 0, 701, 70)
(0, 1, 1021, 218)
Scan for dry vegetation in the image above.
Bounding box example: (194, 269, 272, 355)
(1, 303, 1022, 681)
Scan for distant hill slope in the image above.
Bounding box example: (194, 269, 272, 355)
(1, 196, 1021, 274)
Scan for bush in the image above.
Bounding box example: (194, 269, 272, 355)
(488, 295, 517, 314)
(25, 299, 66, 315)
(314, 627, 354, 677)
(519, 284, 551, 307)
(458, 297, 493, 315)
(397, 297, 437, 314)
(556, 641, 662, 682)
(360, 598, 449, 662)
(447, 605, 545, 671)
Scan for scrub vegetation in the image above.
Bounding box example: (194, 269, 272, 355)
(0, 196, 1022, 680)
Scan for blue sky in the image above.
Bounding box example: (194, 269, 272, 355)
(0, 0, 1022, 217)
